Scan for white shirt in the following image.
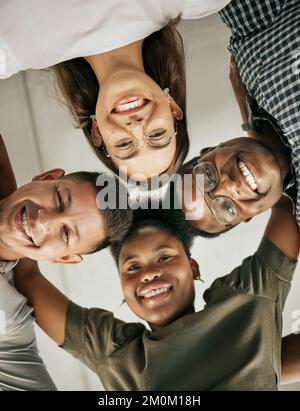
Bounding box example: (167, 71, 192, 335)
(0, 0, 231, 79)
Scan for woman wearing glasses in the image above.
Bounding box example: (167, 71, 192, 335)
(0, 0, 231, 181)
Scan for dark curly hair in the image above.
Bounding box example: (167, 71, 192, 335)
(110, 208, 195, 266)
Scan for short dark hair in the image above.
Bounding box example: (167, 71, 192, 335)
(110, 208, 195, 266)
(65, 171, 133, 254)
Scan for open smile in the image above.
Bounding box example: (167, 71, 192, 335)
(238, 160, 257, 191)
(234, 156, 261, 197)
(15, 206, 35, 245)
(111, 96, 151, 115)
(138, 282, 173, 305)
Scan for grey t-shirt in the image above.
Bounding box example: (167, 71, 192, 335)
(61, 238, 297, 391)
(0, 264, 57, 391)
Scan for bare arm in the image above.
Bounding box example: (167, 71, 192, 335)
(281, 333, 300, 385)
(264, 195, 300, 261)
(14, 258, 69, 345)
(0, 133, 17, 199)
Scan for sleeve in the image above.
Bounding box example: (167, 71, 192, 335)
(182, 0, 232, 19)
(0, 275, 57, 391)
(60, 301, 145, 373)
(256, 24, 300, 149)
(218, 0, 285, 38)
(204, 237, 297, 310)
(0, 273, 33, 333)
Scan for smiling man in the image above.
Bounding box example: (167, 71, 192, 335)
(178, 119, 291, 235)
(0, 133, 133, 391)
(0, 168, 130, 263)
(205, 0, 299, 233)
(177, 0, 300, 236)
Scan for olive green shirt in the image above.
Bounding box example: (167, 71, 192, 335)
(61, 238, 297, 391)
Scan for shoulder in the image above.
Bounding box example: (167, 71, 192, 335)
(204, 237, 297, 306)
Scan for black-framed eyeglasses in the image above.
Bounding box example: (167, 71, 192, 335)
(192, 160, 239, 227)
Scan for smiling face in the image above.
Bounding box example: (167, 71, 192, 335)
(118, 226, 198, 329)
(0, 170, 105, 262)
(180, 138, 283, 233)
(92, 70, 183, 179)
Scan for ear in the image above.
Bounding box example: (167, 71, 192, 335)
(190, 258, 201, 281)
(168, 96, 183, 121)
(32, 168, 65, 182)
(244, 217, 253, 223)
(51, 254, 83, 264)
(91, 119, 103, 147)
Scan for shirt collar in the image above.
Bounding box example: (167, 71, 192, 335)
(0, 259, 19, 275)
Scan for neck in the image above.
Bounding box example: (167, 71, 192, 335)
(149, 305, 196, 333)
(254, 123, 291, 183)
(84, 40, 145, 84)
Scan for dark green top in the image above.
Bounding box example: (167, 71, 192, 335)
(61, 238, 297, 391)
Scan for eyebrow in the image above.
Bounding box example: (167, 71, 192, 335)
(66, 187, 72, 208)
(153, 244, 174, 252)
(74, 225, 80, 242)
(121, 244, 174, 264)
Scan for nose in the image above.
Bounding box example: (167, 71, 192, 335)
(126, 117, 144, 127)
(126, 118, 144, 132)
(213, 173, 239, 200)
(141, 267, 162, 283)
(125, 118, 146, 148)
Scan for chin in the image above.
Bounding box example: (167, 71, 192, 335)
(149, 312, 174, 326)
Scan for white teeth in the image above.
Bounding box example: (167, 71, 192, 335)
(115, 99, 145, 112)
(238, 161, 257, 191)
(21, 209, 32, 240)
(144, 287, 170, 299)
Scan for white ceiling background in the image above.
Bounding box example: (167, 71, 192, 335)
(0, 14, 299, 391)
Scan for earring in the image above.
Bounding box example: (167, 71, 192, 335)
(90, 114, 96, 121)
(163, 87, 170, 97)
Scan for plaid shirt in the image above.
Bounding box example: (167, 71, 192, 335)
(219, 0, 300, 226)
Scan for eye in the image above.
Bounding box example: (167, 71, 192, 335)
(205, 166, 216, 183)
(56, 188, 64, 212)
(158, 255, 173, 263)
(148, 129, 167, 140)
(63, 225, 70, 245)
(114, 139, 134, 150)
(127, 263, 141, 272)
(223, 200, 236, 217)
